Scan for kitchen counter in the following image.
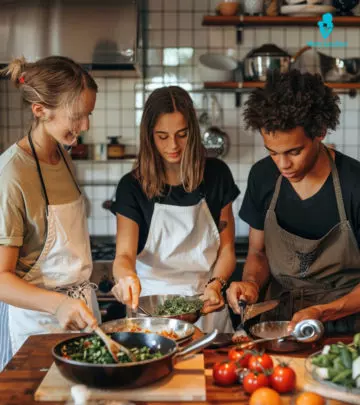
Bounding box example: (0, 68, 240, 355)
(0, 333, 353, 405)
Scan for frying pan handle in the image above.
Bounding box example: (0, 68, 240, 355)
(174, 329, 218, 360)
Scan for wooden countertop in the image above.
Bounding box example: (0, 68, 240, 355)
(0, 334, 354, 405)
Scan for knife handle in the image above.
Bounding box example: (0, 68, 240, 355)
(238, 299, 247, 309)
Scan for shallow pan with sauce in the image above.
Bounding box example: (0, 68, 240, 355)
(101, 317, 195, 344)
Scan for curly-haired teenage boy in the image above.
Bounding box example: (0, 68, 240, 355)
(227, 69, 360, 335)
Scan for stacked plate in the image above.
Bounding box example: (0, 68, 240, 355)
(281, 0, 335, 16)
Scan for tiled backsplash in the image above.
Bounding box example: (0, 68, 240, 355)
(1, 0, 360, 237)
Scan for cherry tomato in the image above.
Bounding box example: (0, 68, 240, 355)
(270, 363, 296, 393)
(212, 361, 238, 386)
(249, 387, 282, 405)
(249, 353, 274, 372)
(228, 347, 252, 368)
(243, 371, 270, 394)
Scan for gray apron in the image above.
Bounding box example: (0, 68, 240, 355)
(263, 147, 360, 334)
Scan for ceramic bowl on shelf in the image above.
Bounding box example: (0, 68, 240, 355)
(199, 53, 238, 82)
(216, 1, 240, 16)
(280, 4, 336, 15)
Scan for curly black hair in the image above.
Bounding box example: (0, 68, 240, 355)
(243, 69, 341, 139)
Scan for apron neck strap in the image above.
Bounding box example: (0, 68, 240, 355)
(269, 174, 282, 211)
(324, 146, 347, 222)
(28, 131, 50, 209)
(268, 145, 346, 222)
(28, 129, 82, 208)
(57, 146, 82, 195)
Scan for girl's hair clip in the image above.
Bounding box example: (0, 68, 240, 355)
(18, 76, 25, 84)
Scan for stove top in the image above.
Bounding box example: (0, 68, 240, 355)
(91, 242, 116, 261)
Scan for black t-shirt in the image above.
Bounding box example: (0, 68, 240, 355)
(112, 158, 240, 254)
(239, 151, 360, 247)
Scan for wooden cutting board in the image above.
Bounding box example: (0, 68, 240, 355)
(35, 354, 205, 402)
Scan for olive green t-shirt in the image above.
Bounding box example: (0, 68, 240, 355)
(0, 143, 80, 277)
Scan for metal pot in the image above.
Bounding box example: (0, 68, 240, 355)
(243, 44, 311, 81)
(316, 50, 360, 82)
(52, 329, 217, 388)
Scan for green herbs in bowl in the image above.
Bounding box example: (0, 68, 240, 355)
(138, 294, 204, 324)
(154, 296, 204, 316)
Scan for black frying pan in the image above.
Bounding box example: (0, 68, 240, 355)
(52, 329, 217, 388)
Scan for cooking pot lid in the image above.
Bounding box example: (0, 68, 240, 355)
(246, 44, 290, 58)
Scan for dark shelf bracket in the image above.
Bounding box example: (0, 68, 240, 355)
(235, 92, 242, 107)
(236, 26, 243, 44)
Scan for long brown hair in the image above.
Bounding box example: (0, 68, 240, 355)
(134, 86, 205, 199)
(0, 56, 98, 126)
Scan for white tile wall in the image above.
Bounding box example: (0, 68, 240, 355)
(1, 0, 360, 237)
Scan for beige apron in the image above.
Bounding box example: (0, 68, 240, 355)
(8, 134, 101, 354)
(136, 183, 234, 333)
(263, 147, 360, 334)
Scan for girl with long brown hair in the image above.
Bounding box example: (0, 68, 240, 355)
(111, 86, 240, 332)
(0, 56, 100, 370)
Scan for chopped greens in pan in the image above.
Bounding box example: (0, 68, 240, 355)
(60, 336, 163, 364)
(154, 296, 203, 316)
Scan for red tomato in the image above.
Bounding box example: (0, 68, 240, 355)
(243, 371, 270, 394)
(270, 363, 296, 393)
(212, 361, 238, 386)
(228, 347, 252, 368)
(249, 353, 274, 372)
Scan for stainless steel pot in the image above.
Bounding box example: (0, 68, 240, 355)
(243, 44, 311, 81)
(317, 50, 360, 82)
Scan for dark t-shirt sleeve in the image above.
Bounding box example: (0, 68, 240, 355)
(111, 172, 143, 226)
(205, 158, 240, 210)
(220, 161, 241, 208)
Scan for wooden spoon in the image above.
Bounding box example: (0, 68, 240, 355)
(94, 326, 137, 362)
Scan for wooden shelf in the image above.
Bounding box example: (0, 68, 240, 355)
(202, 15, 360, 27)
(204, 81, 360, 90)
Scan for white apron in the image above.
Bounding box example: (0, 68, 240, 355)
(8, 135, 101, 354)
(136, 186, 234, 333)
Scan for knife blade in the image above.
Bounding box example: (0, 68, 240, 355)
(243, 299, 280, 322)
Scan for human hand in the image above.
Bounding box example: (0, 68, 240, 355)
(201, 283, 224, 314)
(226, 281, 259, 314)
(111, 272, 141, 310)
(288, 306, 323, 332)
(55, 297, 98, 331)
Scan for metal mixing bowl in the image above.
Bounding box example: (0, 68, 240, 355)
(249, 321, 313, 353)
(137, 295, 203, 324)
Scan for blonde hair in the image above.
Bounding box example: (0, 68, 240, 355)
(0, 56, 98, 124)
(134, 86, 205, 199)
